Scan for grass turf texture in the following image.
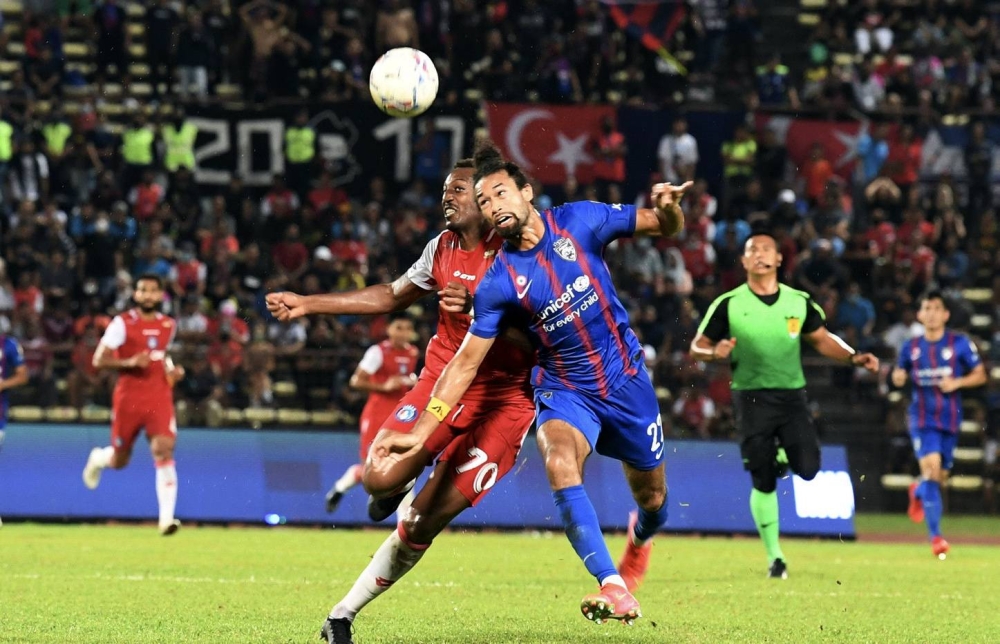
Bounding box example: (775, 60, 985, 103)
(1, 516, 998, 643)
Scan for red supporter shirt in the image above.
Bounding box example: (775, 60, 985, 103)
(865, 222, 897, 255)
(358, 340, 420, 415)
(272, 241, 309, 273)
(100, 309, 177, 404)
(593, 132, 626, 182)
(406, 230, 534, 402)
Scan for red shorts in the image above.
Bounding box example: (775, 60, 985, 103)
(379, 376, 535, 505)
(359, 399, 397, 462)
(111, 394, 177, 454)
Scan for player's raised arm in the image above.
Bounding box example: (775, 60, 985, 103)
(634, 181, 692, 238)
(376, 332, 496, 458)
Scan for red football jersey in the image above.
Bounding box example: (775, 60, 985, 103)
(406, 229, 534, 401)
(100, 309, 177, 403)
(358, 339, 420, 410)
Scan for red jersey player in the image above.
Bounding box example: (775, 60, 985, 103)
(266, 159, 536, 644)
(325, 313, 419, 514)
(82, 274, 186, 535)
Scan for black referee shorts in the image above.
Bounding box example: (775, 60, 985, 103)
(732, 389, 821, 491)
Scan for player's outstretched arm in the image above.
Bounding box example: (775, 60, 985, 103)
(266, 275, 429, 321)
(375, 334, 496, 458)
(804, 327, 879, 372)
(635, 181, 693, 238)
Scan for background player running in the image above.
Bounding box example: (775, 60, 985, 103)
(0, 332, 29, 528)
(82, 274, 186, 536)
(378, 142, 689, 627)
(892, 291, 987, 558)
(266, 159, 536, 644)
(691, 227, 879, 579)
(324, 314, 419, 515)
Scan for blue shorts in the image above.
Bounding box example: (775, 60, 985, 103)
(910, 427, 958, 471)
(535, 372, 664, 471)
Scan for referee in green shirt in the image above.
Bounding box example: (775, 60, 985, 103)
(690, 225, 879, 579)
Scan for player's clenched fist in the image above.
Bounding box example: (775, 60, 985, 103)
(438, 281, 472, 314)
(266, 291, 307, 321)
(713, 338, 736, 360)
(130, 352, 152, 369)
(891, 367, 907, 388)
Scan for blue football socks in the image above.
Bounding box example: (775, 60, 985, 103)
(553, 485, 617, 584)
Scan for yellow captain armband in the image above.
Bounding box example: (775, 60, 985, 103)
(426, 397, 452, 422)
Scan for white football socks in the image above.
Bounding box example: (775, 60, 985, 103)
(92, 446, 115, 469)
(334, 464, 364, 494)
(329, 525, 429, 621)
(155, 460, 178, 528)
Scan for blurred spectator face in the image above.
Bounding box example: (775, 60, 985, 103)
(346, 38, 363, 57)
(441, 166, 479, 233)
(487, 29, 503, 51)
(810, 142, 824, 160)
(672, 118, 687, 136)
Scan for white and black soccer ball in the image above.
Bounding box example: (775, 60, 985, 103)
(369, 47, 439, 118)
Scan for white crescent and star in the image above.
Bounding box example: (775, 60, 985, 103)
(505, 109, 595, 177)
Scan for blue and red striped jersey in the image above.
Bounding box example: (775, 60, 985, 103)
(469, 201, 643, 396)
(897, 330, 982, 433)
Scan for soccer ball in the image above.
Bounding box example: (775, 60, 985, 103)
(369, 47, 439, 118)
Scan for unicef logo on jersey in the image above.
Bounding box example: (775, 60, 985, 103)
(572, 275, 590, 293)
(395, 405, 418, 423)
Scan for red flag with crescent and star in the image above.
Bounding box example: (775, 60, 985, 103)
(485, 103, 617, 184)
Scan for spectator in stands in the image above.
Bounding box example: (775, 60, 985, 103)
(176, 10, 215, 102)
(795, 238, 846, 295)
(244, 322, 276, 408)
(672, 385, 717, 439)
(965, 121, 993, 227)
(755, 53, 799, 108)
(208, 299, 249, 345)
(857, 122, 890, 185)
(162, 110, 198, 174)
(799, 142, 834, 205)
(591, 115, 626, 200)
(721, 124, 756, 205)
(128, 170, 163, 221)
(145, 0, 179, 101)
(835, 282, 876, 343)
(754, 127, 786, 203)
(658, 116, 699, 185)
(94, 0, 128, 91)
(852, 57, 885, 113)
(271, 224, 309, 285)
(885, 124, 921, 198)
(176, 295, 209, 346)
(39, 249, 75, 302)
(176, 346, 224, 426)
(935, 235, 970, 288)
(10, 138, 50, 204)
(169, 242, 207, 299)
(19, 316, 56, 407)
(285, 110, 316, 199)
(239, 0, 289, 103)
(67, 324, 114, 410)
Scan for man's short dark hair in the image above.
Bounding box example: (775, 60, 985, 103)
(472, 140, 530, 189)
(920, 289, 949, 311)
(388, 312, 413, 324)
(135, 273, 165, 290)
(454, 158, 475, 170)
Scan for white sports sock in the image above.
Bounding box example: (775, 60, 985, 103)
(155, 460, 178, 528)
(93, 446, 115, 469)
(334, 464, 363, 494)
(600, 574, 628, 589)
(329, 525, 429, 621)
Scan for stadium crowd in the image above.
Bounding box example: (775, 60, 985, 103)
(0, 0, 998, 485)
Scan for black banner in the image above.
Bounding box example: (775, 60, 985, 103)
(185, 100, 478, 189)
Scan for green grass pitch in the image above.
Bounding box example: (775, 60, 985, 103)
(2, 516, 999, 643)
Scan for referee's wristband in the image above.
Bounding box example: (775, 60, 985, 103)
(426, 397, 452, 422)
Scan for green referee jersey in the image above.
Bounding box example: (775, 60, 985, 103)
(697, 283, 826, 390)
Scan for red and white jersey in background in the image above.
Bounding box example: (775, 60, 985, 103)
(358, 339, 420, 410)
(100, 309, 177, 403)
(406, 229, 534, 401)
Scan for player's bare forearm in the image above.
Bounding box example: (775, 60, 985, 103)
(807, 328, 875, 369)
(305, 277, 426, 316)
(958, 365, 988, 389)
(409, 335, 495, 444)
(92, 345, 140, 371)
(349, 370, 391, 393)
(0, 366, 28, 391)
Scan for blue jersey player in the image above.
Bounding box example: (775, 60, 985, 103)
(892, 291, 987, 558)
(0, 333, 29, 527)
(375, 142, 690, 626)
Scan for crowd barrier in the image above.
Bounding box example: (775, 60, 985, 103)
(0, 424, 855, 537)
